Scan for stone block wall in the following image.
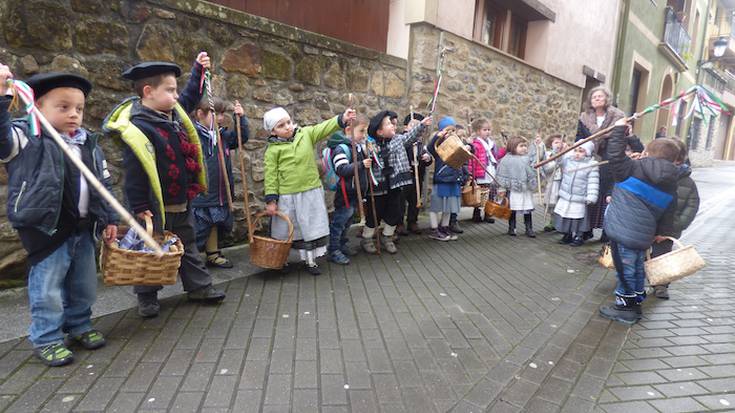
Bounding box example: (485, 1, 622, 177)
(0, 0, 408, 279)
(406, 23, 581, 138)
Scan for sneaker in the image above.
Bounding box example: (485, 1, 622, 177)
(653, 285, 670, 300)
(137, 293, 160, 318)
(361, 238, 378, 254)
(570, 236, 584, 247)
(306, 264, 321, 276)
(439, 227, 458, 241)
(329, 250, 350, 265)
(599, 297, 641, 325)
(381, 235, 398, 254)
(543, 224, 555, 232)
(558, 233, 573, 244)
(71, 330, 106, 350)
(206, 253, 233, 269)
(34, 343, 74, 367)
(429, 228, 451, 241)
(187, 285, 226, 303)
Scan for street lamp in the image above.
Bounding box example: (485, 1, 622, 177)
(713, 36, 728, 58)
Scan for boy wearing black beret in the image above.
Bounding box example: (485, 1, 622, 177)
(103, 52, 225, 318)
(0, 65, 118, 366)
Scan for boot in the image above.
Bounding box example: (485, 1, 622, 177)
(188, 285, 226, 303)
(408, 222, 422, 234)
(523, 213, 536, 238)
(472, 208, 482, 223)
(361, 238, 378, 254)
(558, 233, 573, 244)
(381, 235, 398, 254)
(483, 214, 495, 224)
(137, 292, 160, 318)
(653, 285, 670, 300)
(397, 224, 410, 236)
(570, 235, 584, 247)
(582, 231, 594, 241)
(448, 214, 463, 233)
(507, 212, 517, 236)
(599, 296, 641, 325)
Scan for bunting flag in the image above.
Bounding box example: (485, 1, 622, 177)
(7, 80, 41, 137)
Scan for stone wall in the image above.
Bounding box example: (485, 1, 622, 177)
(406, 23, 581, 138)
(0, 0, 408, 280)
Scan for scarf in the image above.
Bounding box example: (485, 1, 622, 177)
(61, 129, 87, 146)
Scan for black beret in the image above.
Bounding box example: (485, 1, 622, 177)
(403, 112, 425, 125)
(121, 62, 182, 81)
(368, 110, 394, 138)
(25, 72, 92, 99)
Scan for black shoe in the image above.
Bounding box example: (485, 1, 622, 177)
(71, 330, 107, 350)
(570, 236, 584, 247)
(599, 297, 641, 325)
(188, 285, 226, 303)
(582, 231, 594, 241)
(507, 213, 517, 236)
(448, 222, 463, 234)
(558, 233, 573, 244)
(397, 225, 410, 236)
(523, 214, 536, 238)
(306, 264, 321, 276)
(543, 224, 555, 232)
(137, 293, 160, 318)
(484, 215, 495, 224)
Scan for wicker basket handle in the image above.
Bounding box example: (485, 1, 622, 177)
(255, 211, 294, 242)
(144, 215, 153, 238)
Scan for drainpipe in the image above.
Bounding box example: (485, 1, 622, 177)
(611, 0, 631, 107)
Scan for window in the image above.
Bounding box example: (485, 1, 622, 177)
(688, 117, 702, 150)
(705, 115, 716, 150)
(630, 65, 650, 136)
(676, 100, 687, 137)
(473, 0, 530, 59)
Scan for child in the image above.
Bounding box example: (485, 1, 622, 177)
(649, 138, 700, 299)
(326, 115, 370, 265)
(540, 135, 564, 231)
(104, 53, 226, 318)
(402, 113, 433, 234)
(0, 68, 118, 366)
(469, 117, 502, 223)
(427, 117, 468, 241)
(599, 118, 680, 325)
(362, 110, 432, 254)
(553, 141, 599, 246)
(263, 106, 356, 275)
(496, 136, 543, 237)
(191, 98, 250, 269)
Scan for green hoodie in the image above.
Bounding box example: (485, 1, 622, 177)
(264, 115, 342, 202)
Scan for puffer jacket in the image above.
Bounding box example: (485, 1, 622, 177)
(428, 133, 468, 184)
(557, 154, 599, 205)
(603, 126, 679, 250)
(671, 165, 700, 237)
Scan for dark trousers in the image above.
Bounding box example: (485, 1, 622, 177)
(365, 188, 403, 228)
(134, 209, 212, 295)
(403, 179, 423, 225)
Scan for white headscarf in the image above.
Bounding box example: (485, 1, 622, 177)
(581, 141, 595, 157)
(263, 107, 290, 132)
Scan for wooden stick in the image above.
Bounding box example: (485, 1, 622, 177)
(412, 143, 422, 208)
(347, 93, 365, 222)
(235, 112, 254, 244)
(534, 118, 629, 169)
(11, 82, 163, 255)
(563, 160, 609, 173)
(536, 141, 543, 200)
(366, 142, 380, 255)
(204, 72, 234, 211)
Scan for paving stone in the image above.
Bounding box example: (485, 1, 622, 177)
(656, 368, 708, 382)
(232, 389, 263, 412)
(696, 377, 735, 392)
(648, 397, 707, 412)
(105, 391, 146, 413)
(293, 388, 319, 413)
(321, 373, 348, 405)
(74, 376, 125, 411)
(606, 385, 663, 401)
(202, 374, 237, 407)
(143, 375, 183, 410)
(170, 391, 204, 413)
(598, 400, 659, 413)
(4, 378, 63, 413)
(263, 374, 291, 405)
(614, 371, 666, 386)
(693, 393, 735, 410)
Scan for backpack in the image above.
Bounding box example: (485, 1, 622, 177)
(321, 143, 352, 191)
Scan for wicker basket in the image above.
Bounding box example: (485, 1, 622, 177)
(598, 244, 614, 269)
(250, 211, 294, 270)
(484, 196, 512, 221)
(435, 134, 472, 169)
(461, 178, 488, 207)
(645, 237, 706, 285)
(101, 216, 183, 286)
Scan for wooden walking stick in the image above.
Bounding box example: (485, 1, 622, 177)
(347, 94, 365, 222)
(366, 141, 381, 255)
(8, 80, 163, 255)
(235, 109, 254, 244)
(204, 70, 234, 211)
(412, 143, 422, 208)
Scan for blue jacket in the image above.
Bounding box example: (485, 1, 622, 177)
(428, 133, 468, 184)
(603, 126, 678, 250)
(0, 96, 118, 264)
(191, 114, 250, 208)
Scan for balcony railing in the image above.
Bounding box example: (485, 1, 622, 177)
(663, 6, 691, 60)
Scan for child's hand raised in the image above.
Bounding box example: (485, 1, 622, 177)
(196, 52, 211, 70)
(341, 108, 357, 125)
(421, 116, 433, 126)
(233, 100, 244, 116)
(0, 64, 13, 95)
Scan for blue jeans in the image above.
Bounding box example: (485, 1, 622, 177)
(328, 205, 355, 253)
(28, 231, 97, 348)
(610, 241, 646, 301)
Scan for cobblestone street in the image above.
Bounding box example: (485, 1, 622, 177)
(0, 164, 732, 413)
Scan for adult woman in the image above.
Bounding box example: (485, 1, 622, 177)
(576, 86, 624, 241)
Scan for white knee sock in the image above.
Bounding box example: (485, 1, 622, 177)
(305, 250, 316, 267)
(441, 213, 451, 227)
(363, 226, 375, 240)
(430, 212, 439, 229)
(383, 224, 396, 237)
